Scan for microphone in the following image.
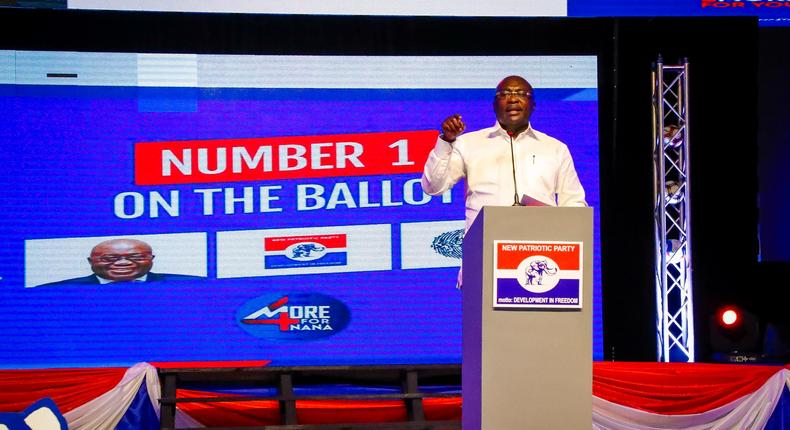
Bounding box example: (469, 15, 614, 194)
(507, 131, 523, 206)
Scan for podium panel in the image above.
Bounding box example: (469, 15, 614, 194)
(462, 206, 593, 430)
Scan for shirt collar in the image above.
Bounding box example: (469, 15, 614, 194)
(493, 121, 536, 140)
(96, 273, 148, 284)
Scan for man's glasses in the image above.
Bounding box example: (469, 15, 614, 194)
(495, 90, 533, 100)
(92, 254, 153, 264)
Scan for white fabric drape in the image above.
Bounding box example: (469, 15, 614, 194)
(63, 363, 149, 430)
(593, 369, 788, 430)
(63, 363, 204, 429)
(59, 363, 788, 430)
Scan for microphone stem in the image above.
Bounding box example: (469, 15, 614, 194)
(509, 133, 521, 206)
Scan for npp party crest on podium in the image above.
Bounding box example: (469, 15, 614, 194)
(462, 206, 593, 430)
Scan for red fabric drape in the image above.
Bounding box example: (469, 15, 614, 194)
(176, 388, 462, 426)
(298, 398, 462, 424)
(175, 389, 281, 426)
(592, 362, 783, 415)
(150, 360, 270, 369)
(0, 367, 126, 413)
(0, 362, 784, 421)
(424, 398, 463, 421)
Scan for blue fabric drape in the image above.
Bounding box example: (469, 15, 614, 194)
(115, 376, 159, 430)
(765, 386, 790, 430)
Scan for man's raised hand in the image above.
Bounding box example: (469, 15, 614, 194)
(441, 114, 466, 143)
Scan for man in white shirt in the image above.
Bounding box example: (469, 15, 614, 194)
(421, 75, 587, 287)
(421, 75, 587, 233)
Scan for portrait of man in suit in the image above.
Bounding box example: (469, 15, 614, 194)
(37, 238, 202, 286)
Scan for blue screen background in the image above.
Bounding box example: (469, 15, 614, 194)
(0, 81, 601, 368)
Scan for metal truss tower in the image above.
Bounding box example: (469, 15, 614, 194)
(652, 57, 695, 362)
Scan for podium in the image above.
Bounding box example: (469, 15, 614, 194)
(462, 206, 593, 430)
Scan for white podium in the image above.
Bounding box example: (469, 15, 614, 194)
(462, 206, 593, 430)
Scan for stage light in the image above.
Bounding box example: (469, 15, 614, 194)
(715, 305, 745, 331)
(709, 305, 761, 362)
(663, 124, 684, 148)
(721, 309, 738, 326)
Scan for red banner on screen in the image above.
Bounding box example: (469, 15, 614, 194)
(134, 130, 438, 185)
(264, 234, 347, 251)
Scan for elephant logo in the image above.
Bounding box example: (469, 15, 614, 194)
(517, 256, 560, 293)
(525, 259, 558, 286)
(286, 242, 327, 261)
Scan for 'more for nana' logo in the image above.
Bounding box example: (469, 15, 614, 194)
(237, 292, 351, 340)
(493, 241, 583, 309)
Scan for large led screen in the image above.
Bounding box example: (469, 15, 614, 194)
(0, 52, 601, 368)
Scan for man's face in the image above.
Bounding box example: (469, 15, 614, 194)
(88, 239, 154, 281)
(493, 76, 535, 132)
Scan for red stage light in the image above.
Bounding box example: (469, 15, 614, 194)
(721, 309, 738, 326)
(719, 307, 741, 328)
(709, 305, 761, 360)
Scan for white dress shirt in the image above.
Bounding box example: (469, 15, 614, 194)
(421, 122, 587, 232)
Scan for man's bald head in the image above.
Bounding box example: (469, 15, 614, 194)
(88, 238, 155, 281)
(493, 75, 536, 136)
(497, 75, 530, 91)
